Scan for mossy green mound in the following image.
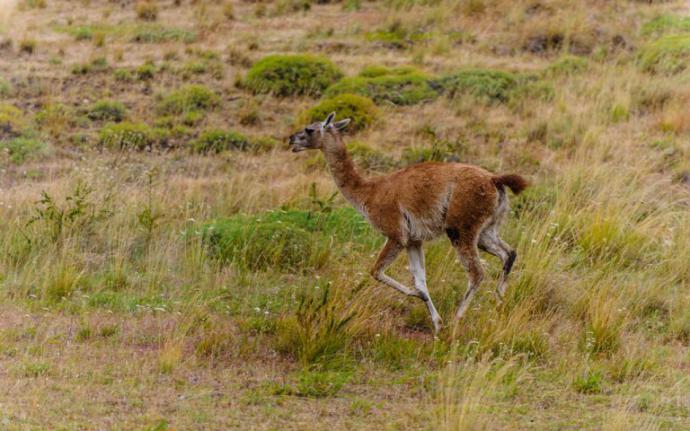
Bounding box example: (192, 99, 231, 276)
(638, 33, 690, 74)
(244, 55, 343, 97)
(299, 94, 378, 132)
(325, 71, 438, 106)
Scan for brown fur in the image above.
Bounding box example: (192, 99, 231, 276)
(289, 114, 530, 331)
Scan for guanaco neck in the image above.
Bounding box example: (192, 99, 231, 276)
(321, 133, 368, 209)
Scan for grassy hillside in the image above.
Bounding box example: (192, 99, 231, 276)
(0, 0, 689, 429)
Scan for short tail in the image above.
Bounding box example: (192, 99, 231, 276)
(492, 174, 529, 195)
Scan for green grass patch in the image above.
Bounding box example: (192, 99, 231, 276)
(99, 122, 160, 150)
(638, 33, 690, 74)
(244, 54, 343, 97)
(199, 207, 375, 272)
(0, 137, 51, 164)
(434, 69, 520, 103)
(545, 55, 589, 76)
(156, 84, 219, 116)
(347, 141, 398, 171)
(274, 286, 356, 366)
(88, 100, 127, 122)
(298, 94, 378, 132)
(192, 129, 250, 153)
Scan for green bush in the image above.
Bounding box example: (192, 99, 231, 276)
(136, 63, 156, 80)
(74, 27, 93, 41)
(641, 15, 690, 37)
(298, 94, 378, 132)
(199, 207, 374, 272)
(71, 57, 109, 75)
(325, 71, 438, 105)
(114, 68, 133, 82)
(638, 33, 690, 74)
(0, 104, 26, 137)
(99, 122, 156, 150)
(192, 129, 250, 153)
(88, 100, 127, 122)
(545, 55, 589, 76)
(434, 69, 520, 102)
(244, 54, 343, 97)
(0, 137, 50, 164)
(157, 84, 219, 115)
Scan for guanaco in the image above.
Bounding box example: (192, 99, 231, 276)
(288, 113, 529, 333)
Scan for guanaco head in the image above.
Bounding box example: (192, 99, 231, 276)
(288, 112, 350, 153)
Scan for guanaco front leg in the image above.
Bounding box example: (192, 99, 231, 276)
(370, 239, 421, 298)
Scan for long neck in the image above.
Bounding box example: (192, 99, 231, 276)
(322, 134, 367, 207)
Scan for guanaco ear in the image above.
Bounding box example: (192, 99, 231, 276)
(322, 112, 336, 127)
(333, 118, 351, 131)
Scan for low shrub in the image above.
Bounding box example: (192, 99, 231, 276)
(71, 57, 109, 75)
(244, 54, 343, 97)
(19, 39, 36, 54)
(157, 84, 219, 115)
(638, 33, 690, 74)
(434, 69, 520, 103)
(298, 94, 378, 132)
(0, 137, 51, 164)
(325, 71, 438, 105)
(136, 1, 158, 21)
(192, 129, 250, 153)
(88, 100, 127, 122)
(99, 122, 156, 150)
(136, 63, 156, 80)
(74, 27, 93, 41)
(35, 104, 75, 137)
(0, 104, 27, 138)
